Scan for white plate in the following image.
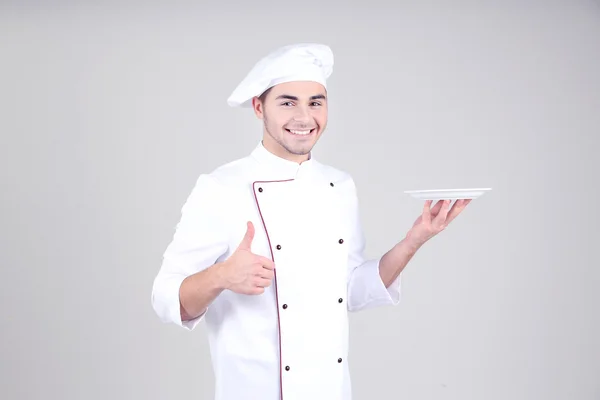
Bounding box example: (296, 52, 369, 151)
(404, 188, 492, 200)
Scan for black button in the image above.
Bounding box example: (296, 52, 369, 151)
(258, 187, 263, 192)
(338, 358, 343, 363)
(282, 304, 288, 309)
(276, 244, 281, 250)
(285, 366, 290, 371)
(338, 298, 343, 303)
(330, 182, 334, 187)
(338, 239, 344, 244)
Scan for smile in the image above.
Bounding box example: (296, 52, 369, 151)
(285, 128, 315, 136)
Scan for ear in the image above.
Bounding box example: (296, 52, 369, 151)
(252, 97, 264, 120)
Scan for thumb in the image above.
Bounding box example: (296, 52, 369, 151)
(238, 221, 255, 250)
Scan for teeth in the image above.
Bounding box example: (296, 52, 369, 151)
(289, 129, 312, 135)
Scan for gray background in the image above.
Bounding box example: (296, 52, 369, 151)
(1, 0, 599, 399)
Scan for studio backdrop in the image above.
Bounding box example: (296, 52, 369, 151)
(1, 1, 599, 399)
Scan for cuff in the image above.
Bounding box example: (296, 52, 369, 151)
(347, 258, 402, 312)
(152, 274, 205, 331)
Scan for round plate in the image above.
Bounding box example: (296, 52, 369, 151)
(404, 188, 492, 200)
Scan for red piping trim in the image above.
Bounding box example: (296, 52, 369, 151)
(252, 179, 294, 400)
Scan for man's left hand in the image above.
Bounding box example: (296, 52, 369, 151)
(404, 199, 471, 247)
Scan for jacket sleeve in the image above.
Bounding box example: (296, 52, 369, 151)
(151, 174, 230, 330)
(346, 178, 401, 312)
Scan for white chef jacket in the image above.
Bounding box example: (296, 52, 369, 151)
(151, 141, 401, 400)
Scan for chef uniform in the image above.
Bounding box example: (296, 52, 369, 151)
(151, 43, 402, 400)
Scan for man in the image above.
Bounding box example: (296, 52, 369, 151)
(151, 43, 470, 400)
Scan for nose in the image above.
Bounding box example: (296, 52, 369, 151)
(293, 105, 311, 124)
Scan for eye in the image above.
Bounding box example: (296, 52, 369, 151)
(310, 102, 322, 107)
(281, 101, 294, 107)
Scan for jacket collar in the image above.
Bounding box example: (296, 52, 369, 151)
(250, 141, 315, 180)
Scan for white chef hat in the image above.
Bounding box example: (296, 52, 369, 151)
(227, 43, 334, 108)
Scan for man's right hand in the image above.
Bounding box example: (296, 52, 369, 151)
(218, 221, 275, 295)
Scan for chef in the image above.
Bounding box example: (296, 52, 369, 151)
(151, 43, 470, 400)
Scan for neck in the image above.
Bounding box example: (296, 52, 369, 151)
(262, 137, 310, 164)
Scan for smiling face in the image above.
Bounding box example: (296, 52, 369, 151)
(252, 80, 328, 163)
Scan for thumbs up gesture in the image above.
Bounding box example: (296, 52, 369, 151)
(220, 221, 276, 295)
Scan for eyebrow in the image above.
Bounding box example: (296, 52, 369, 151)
(275, 94, 327, 101)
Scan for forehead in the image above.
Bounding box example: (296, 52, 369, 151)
(267, 81, 327, 97)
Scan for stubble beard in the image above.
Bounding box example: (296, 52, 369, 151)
(264, 115, 314, 156)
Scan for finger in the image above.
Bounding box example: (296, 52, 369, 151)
(444, 200, 461, 223)
(422, 200, 433, 223)
(430, 200, 445, 215)
(264, 268, 275, 279)
(238, 221, 255, 250)
(433, 199, 451, 224)
(256, 267, 274, 280)
(255, 277, 272, 288)
(249, 286, 265, 295)
(258, 256, 275, 270)
(446, 199, 471, 224)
